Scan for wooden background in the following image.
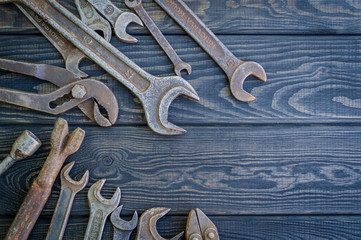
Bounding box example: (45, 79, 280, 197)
(1, 0, 361, 239)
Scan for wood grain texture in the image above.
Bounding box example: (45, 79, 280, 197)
(1, 35, 361, 126)
(2, 0, 361, 34)
(1, 125, 361, 216)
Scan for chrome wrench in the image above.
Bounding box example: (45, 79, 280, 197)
(46, 162, 89, 240)
(111, 205, 138, 240)
(86, 0, 144, 43)
(1, 0, 199, 135)
(154, 0, 267, 102)
(124, 0, 191, 77)
(85, 179, 121, 240)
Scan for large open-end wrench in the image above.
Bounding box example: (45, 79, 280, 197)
(1, 0, 199, 135)
(136, 207, 184, 240)
(154, 0, 267, 102)
(46, 162, 89, 240)
(86, 0, 143, 43)
(5, 118, 85, 240)
(85, 179, 121, 240)
(124, 0, 191, 77)
(111, 205, 138, 240)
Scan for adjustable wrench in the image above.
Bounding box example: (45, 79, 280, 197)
(5, 118, 85, 240)
(86, 0, 144, 43)
(46, 162, 89, 240)
(1, 0, 199, 135)
(124, 0, 191, 77)
(136, 207, 184, 240)
(85, 179, 121, 240)
(154, 0, 267, 102)
(111, 205, 138, 240)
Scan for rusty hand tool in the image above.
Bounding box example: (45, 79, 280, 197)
(46, 161, 89, 240)
(1, 0, 199, 135)
(186, 208, 219, 240)
(85, 179, 121, 240)
(5, 118, 85, 240)
(0, 130, 41, 176)
(111, 205, 138, 240)
(74, 0, 112, 42)
(124, 0, 191, 77)
(86, 0, 143, 43)
(136, 207, 184, 240)
(153, 0, 267, 102)
(0, 58, 119, 127)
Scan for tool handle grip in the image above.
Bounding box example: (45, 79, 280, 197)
(0, 156, 14, 176)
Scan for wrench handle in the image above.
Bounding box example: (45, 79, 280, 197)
(154, 0, 242, 78)
(85, 209, 107, 240)
(0, 156, 14, 176)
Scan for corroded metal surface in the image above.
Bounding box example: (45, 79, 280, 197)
(186, 208, 219, 240)
(111, 205, 138, 240)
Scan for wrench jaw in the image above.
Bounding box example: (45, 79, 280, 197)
(114, 12, 144, 43)
(88, 22, 112, 43)
(88, 179, 121, 207)
(229, 61, 267, 102)
(65, 49, 88, 79)
(111, 205, 138, 231)
(60, 161, 89, 192)
(174, 61, 192, 77)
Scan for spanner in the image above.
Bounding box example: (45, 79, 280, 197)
(85, 179, 121, 240)
(124, 0, 191, 77)
(5, 118, 85, 240)
(111, 205, 138, 240)
(136, 207, 184, 240)
(86, 0, 144, 43)
(154, 0, 267, 102)
(46, 161, 89, 240)
(186, 208, 219, 240)
(1, 0, 199, 135)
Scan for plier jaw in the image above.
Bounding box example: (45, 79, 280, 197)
(186, 208, 219, 240)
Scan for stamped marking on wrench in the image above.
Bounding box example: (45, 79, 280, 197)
(154, 0, 267, 102)
(125, 0, 191, 77)
(85, 179, 121, 240)
(111, 205, 138, 240)
(46, 161, 89, 240)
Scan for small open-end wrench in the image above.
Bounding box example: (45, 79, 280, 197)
(74, 0, 112, 42)
(0, 58, 119, 127)
(5, 118, 85, 240)
(0, 130, 41, 176)
(85, 179, 121, 240)
(154, 0, 267, 102)
(86, 0, 144, 43)
(46, 161, 89, 240)
(136, 207, 184, 240)
(186, 208, 219, 240)
(124, 0, 191, 77)
(1, 0, 199, 135)
(111, 205, 138, 240)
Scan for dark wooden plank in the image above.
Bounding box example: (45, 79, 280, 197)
(1, 125, 361, 215)
(1, 215, 361, 240)
(1, 34, 361, 126)
(2, 0, 361, 34)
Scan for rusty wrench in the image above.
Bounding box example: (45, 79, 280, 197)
(5, 118, 85, 240)
(136, 207, 184, 240)
(125, 0, 191, 77)
(186, 208, 219, 240)
(85, 179, 121, 240)
(1, 0, 199, 135)
(154, 0, 267, 102)
(111, 205, 138, 240)
(86, 0, 144, 43)
(46, 162, 89, 240)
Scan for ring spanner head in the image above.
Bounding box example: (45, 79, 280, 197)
(60, 161, 89, 192)
(230, 61, 267, 102)
(114, 12, 144, 43)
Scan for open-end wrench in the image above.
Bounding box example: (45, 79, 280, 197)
(5, 118, 85, 240)
(74, 0, 112, 42)
(124, 0, 191, 77)
(0, 130, 41, 176)
(154, 0, 267, 102)
(186, 208, 219, 240)
(85, 179, 121, 240)
(86, 0, 144, 43)
(1, 0, 199, 135)
(0, 58, 119, 127)
(136, 207, 184, 240)
(46, 161, 89, 240)
(111, 205, 138, 240)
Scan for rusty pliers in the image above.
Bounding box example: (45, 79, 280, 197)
(186, 209, 219, 240)
(0, 58, 118, 127)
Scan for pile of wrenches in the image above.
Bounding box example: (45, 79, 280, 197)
(0, 0, 267, 135)
(1, 118, 219, 240)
